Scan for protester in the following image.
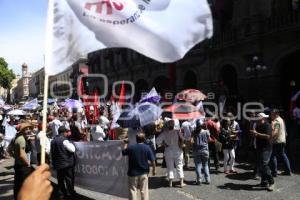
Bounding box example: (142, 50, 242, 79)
(48, 113, 63, 138)
(3, 117, 17, 158)
(245, 111, 260, 179)
(270, 109, 292, 176)
(13, 123, 33, 200)
(143, 123, 157, 158)
(17, 164, 53, 200)
(51, 126, 76, 199)
(35, 123, 51, 165)
(227, 112, 242, 150)
(181, 120, 193, 169)
(0, 133, 5, 162)
(251, 113, 275, 191)
(90, 120, 106, 141)
(99, 110, 110, 133)
(0, 112, 3, 133)
(219, 118, 237, 174)
(292, 106, 300, 138)
(156, 120, 186, 188)
(69, 115, 84, 141)
(205, 117, 221, 171)
(191, 119, 211, 185)
(122, 133, 156, 200)
(128, 127, 140, 145)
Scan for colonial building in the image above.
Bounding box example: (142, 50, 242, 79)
(49, 66, 73, 99)
(70, 58, 88, 99)
(12, 63, 31, 103)
(49, 58, 88, 99)
(29, 67, 45, 98)
(87, 0, 300, 110)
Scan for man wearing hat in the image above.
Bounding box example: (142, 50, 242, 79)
(51, 126, 76, 200)
(13, 123, 33, 199)
(251, 113, 275, 191)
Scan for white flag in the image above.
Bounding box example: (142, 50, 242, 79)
(45, 0, 213, 75)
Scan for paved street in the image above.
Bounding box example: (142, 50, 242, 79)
(1, 158, 300, 200)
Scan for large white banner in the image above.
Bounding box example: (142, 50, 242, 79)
(45, 0, 213, 75)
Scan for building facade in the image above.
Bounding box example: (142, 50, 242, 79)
(49, 66, 73, 99)
(49, 58, 88, 99)
(12, 64, 32, 103)
(29, 67, 45, 98)
(87, 0, 300, 110)
(70, 58, 88, 99)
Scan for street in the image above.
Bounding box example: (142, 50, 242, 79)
(1, 158, 300, 200)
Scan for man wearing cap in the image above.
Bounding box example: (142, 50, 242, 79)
(51, 126, 76, 200)
(251, 113, 275, 191)
(13, 123, 33, 199)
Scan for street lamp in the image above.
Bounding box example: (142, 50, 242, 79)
(246, 56, 268, 101)
(246, 56, 268, 73)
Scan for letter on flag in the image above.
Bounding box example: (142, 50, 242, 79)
(45, 0, 213, 75)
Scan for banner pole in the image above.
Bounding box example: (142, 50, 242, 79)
(41, 74, 49, 165)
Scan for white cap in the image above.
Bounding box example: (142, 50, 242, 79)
(258, 113, 269, 118)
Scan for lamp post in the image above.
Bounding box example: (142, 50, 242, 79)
(246, 56, 268, 100)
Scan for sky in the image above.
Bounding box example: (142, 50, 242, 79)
(0, 0, 48, 75)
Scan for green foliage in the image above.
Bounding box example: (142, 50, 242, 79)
(0, 57, 16, 89)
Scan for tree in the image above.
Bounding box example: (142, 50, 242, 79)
(0, 57, 16, 103)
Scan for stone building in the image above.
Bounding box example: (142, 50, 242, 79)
(12, 63, 31, 103)
(49, 58, 88, 99)
(87, 0, 300, 110)
(49, 66, 73, 99)
(29, 67, 45, 98)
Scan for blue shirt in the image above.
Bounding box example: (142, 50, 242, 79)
(192, 130, 210, 157)
(122, 143, 155, 177)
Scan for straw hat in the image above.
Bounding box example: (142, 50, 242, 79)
(19, 123, 33, 133)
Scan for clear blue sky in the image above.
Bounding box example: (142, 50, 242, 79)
(0, 0, 48, 75)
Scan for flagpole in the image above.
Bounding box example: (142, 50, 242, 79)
(40, 74, 49, 164)
(40, 0, 53, 165)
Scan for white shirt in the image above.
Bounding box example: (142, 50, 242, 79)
(156, 130, 181, 149)
(49, 119, 63, 137)
(4, 124, 17, 141)
(63, 140, 76, 153)
(156, 130, 183, 157)
(36, 131, 51, 154)
(99, 115, 110, 129)
(181, 121, 192, 141)
(174, 119, 181, 130)
(91, 125, 106, 141)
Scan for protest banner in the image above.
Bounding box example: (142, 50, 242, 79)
(74, 141, 128, 198)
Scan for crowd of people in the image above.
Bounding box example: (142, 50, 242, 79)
(0, 101, 299, 200)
